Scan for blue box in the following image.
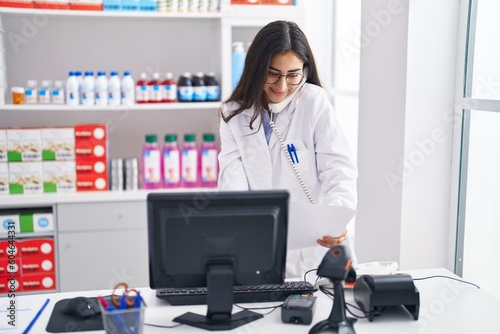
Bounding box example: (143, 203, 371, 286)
(140, 0, 156, 11)
(122, 0, 139, 10)
(104, 0, 121, 10)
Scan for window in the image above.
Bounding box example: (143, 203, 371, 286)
(455, 0, 500, 299)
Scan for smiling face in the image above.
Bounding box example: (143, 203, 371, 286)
(264, 51, 305, 104)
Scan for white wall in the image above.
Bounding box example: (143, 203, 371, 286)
(356, 0, 460, 270)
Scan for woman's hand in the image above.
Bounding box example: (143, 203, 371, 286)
(316, 229, 348, 248)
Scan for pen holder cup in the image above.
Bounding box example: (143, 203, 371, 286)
(100, 304, 144, 334)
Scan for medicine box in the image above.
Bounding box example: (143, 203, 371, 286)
(43, 161, 76, 194)
(33, 0, 69, 9)
(21, 256, 54, 274)
(19, 212, 55, 233)
(230, 0, 259, 4)
(6, 128, 42, 162)
(76, 174, 108, 191)
(121, 0, 138, 10)
(0, 240, 18, 259)
(8, 162, 43, 194)
(103, 0, 121, 10)
(0, 0, 33, 8)
(0, 163, 8, 195)
(139, 0, 156, 11)
(0, 129, 6, 162)
(0, 275, 21, 293)
(0, 213, 19, 235)
(19, 238, 54, 258)
(22, 273, 56, 292)
(41, 127, 75, 161)
(68, 0, 103, 10)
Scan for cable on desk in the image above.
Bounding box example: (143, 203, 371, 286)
(413, 275, 481, 289)
(144, 322, 183, 329)
(234, 303, 283, 315)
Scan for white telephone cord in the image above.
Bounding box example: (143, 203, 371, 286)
(269, 116, 315, 205)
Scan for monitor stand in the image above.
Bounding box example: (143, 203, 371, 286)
(173, 263, 263, 331)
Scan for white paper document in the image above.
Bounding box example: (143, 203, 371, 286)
(287, 202, 356, 250)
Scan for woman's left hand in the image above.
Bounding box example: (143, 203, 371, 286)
(316, 229, 348, 248)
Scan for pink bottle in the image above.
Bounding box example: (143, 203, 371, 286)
(142, 134, 162, 189)
(181, 133, 199, 188)
(200, 133, 219, 188)
(162, 134, 181, 188)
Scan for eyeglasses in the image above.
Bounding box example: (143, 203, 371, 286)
(266, 72, 304, 85)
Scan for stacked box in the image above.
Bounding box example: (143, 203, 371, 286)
(0, 163, 8, 195)
(8, 162, 43, 194)
(19, 238, 56, 293)
(75, 124, 109, 191)
(0, 0, 33, 8)
(43, 161, 76, 193)
(6, 128, 42, 162)
(68, 0, 103, 10)
(0, 129, 6, 162)
(0, 239, 21, 293)
(41, 127, 75, 161)
(33, 0, 68, 8)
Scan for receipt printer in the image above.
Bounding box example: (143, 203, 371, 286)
(353, 274, 419, 322)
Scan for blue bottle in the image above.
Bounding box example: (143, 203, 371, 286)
(232, 42, 246, 91)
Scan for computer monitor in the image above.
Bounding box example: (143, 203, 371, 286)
(147, 190, 289, 331)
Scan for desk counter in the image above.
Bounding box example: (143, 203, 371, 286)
(2, 268, 499, 334)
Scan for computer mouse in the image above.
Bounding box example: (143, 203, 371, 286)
(62, 297, 101, 319)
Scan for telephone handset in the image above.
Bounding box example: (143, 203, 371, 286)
(268, 69, 315, 204)
(269, 68, 308, 114)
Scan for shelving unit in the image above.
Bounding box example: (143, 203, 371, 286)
(0, 0, 304, 292)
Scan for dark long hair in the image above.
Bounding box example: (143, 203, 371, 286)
(221, 20, 322, 129)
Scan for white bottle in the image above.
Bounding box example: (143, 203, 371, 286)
(121, 71, 135, 106)
(82, 71, 95, 106)
(38, 80, 52, 104)
(25, 80, 38, 104)
(108, 71, 121, 106)
(95, 71, 108, 106)
(51, 80, 65, 104)
(75, 71, 83, 103)
(66, 71, 80, 106)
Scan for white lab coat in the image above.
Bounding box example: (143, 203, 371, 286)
(218, 83, 358, 280)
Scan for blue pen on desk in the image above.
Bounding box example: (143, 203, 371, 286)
(22, 298, 50, 334)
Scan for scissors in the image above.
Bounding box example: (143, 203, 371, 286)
(111, 282, 139, 309)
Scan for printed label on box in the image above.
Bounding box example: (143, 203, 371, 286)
(0, 130, 7, 162)
(76, 173, 108, 191)
(7, 129, 42, 162)
(19, 212, 55, 233)
(0, 214, 20, 235)
(22, 273, 56, 292)
(8, 162, 43, 194)
(74, 124, 107, 142)
(20, 238, 54, 258)
(0, 163, 9, 195)
(33, 213, 54, 232)
(76, 160, 107, 174)
(43, 161, 76, 193)
(42, 127, 75, 161)
(21, 257, 55, 274)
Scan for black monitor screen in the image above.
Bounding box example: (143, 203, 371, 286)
(147, 190, 289, 291)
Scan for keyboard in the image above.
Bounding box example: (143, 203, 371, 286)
(156, 281, 318, 305)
